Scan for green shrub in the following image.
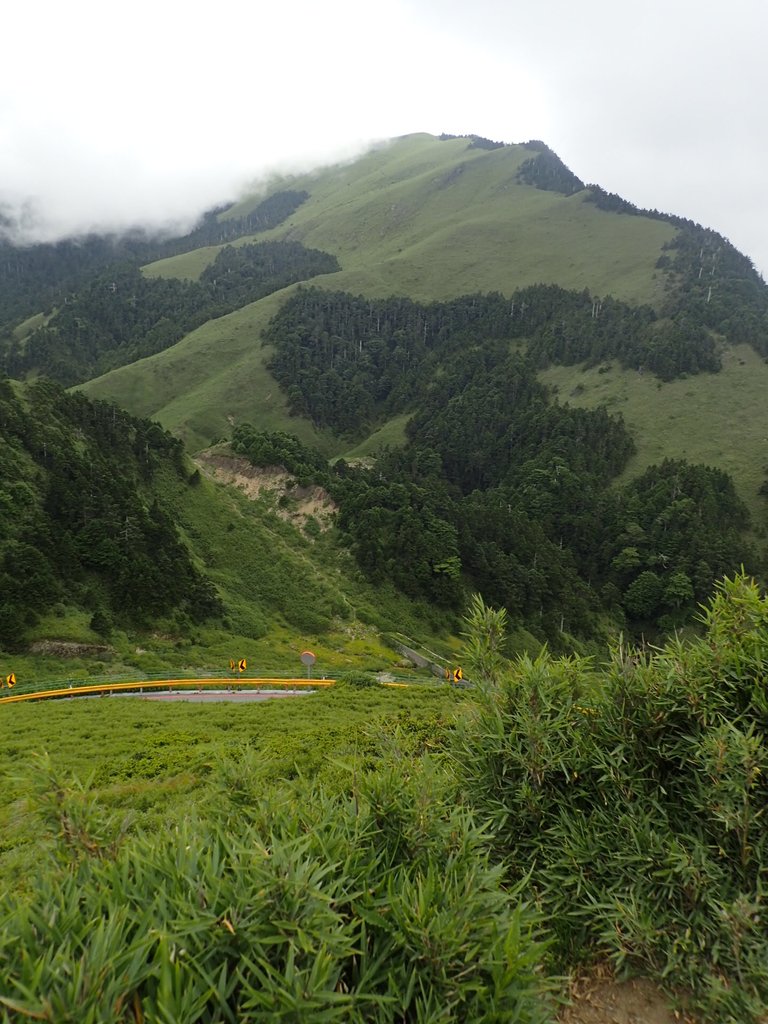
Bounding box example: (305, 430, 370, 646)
(453, 574, 768, 1022)
(338, 670, 380, 688)
(0, 762, 551, 1023)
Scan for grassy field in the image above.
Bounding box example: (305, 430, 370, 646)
(12, 311, 51, 341)
(0, 681, 462, 892)
(3, 580, 768, 1021)
(339, 412, 412, 461)
(539, 342, 768, 526)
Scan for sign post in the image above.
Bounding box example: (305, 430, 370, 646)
(300, 650, 316, 680)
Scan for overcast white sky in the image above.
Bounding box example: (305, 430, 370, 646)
(2, 0, 766, 275)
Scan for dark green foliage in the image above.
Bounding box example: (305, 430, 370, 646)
(233, 343, 751, 638)
(455, 490, 595, 638)
(408, 347, 634, 492)
(334, 474, 464, 609)
(658, 225, 768, 358)
(581, 187, 768, 361)
(516, 143, 585, 195)
(437, 133, 505, 149)
(583, 184, 645, 216)
(0, 378, 219, 648)
(5, 242, 339, 385)
(231, 424, 328, 484)
(603, 459, 753, 626)
(454, 574, 768, 1022)
(0, 191, 309, 325)
(338, 669, 380, 687)
(212, 189, 309, 238)
(266, 286, 720, 440)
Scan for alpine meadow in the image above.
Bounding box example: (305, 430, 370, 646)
(2, 132, 768, 1023)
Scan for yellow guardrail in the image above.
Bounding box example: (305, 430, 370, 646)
(0, 678, 337, 706)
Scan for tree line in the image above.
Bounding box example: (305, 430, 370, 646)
(0, 190, 310, 327)
(3, 241, 339, 385)
(265, 284, 720, 441)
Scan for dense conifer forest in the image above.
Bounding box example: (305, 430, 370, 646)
(3, 242, 338, 385)
(0, 190, 309, 325)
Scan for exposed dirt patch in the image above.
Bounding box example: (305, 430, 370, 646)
(559, 975, 693, 1024)
(27, 640, 113, 658)
(195, 451, 337, 532)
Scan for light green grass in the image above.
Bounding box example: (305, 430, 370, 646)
(150, 133, 673, 305)
(539, 343, 768, 527)
(79, 286, 342, 454)
(12, 311, 50, 340)
(142, 245, 223, 282)
(0, 683, 462, 889)
(340, 413, 412, 460)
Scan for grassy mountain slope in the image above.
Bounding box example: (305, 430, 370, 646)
(82, 135, 765, 531)
(79, 288, 341, 455)
(82, 133, 675, 450)
(218, 134, 674, 304)
(143, 133, 676, 303)
(540, 342, 768, 524)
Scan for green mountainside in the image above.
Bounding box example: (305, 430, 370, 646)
(71, 133, 768, 517)
(0, 378, 459, 677)
(1, 131, 767, 656)
(79, 134, 677, 449)
(4, 136, 768, 1021)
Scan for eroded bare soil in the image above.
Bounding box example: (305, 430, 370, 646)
(195, 451, 337, 531)
(560, 976, 693, 1024)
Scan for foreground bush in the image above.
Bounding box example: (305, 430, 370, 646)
(454, 574, 768, 1023)
(0, 762, 550, 1023)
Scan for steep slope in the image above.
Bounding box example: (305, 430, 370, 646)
(143, 133, 674, 303)
(78, 134, 768, 529)
(6, 133, 767, 643)
(540, 343, 768, 523)
(81, 133, 675, 449)
(216, 133, 675, 304)
(0, 376, 457, 671)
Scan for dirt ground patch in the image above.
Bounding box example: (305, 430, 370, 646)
(27, 640, 113, 658)
(559, 976, 692, 1024)
(195, 451, 336, 531)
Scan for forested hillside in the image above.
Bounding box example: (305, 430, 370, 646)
(0, 189, 310, 325)
(3, 131, 768, 1024)
(0, 379, 218, 649)
(3, 242, 338, 385)
(0, 378, 458, 668)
